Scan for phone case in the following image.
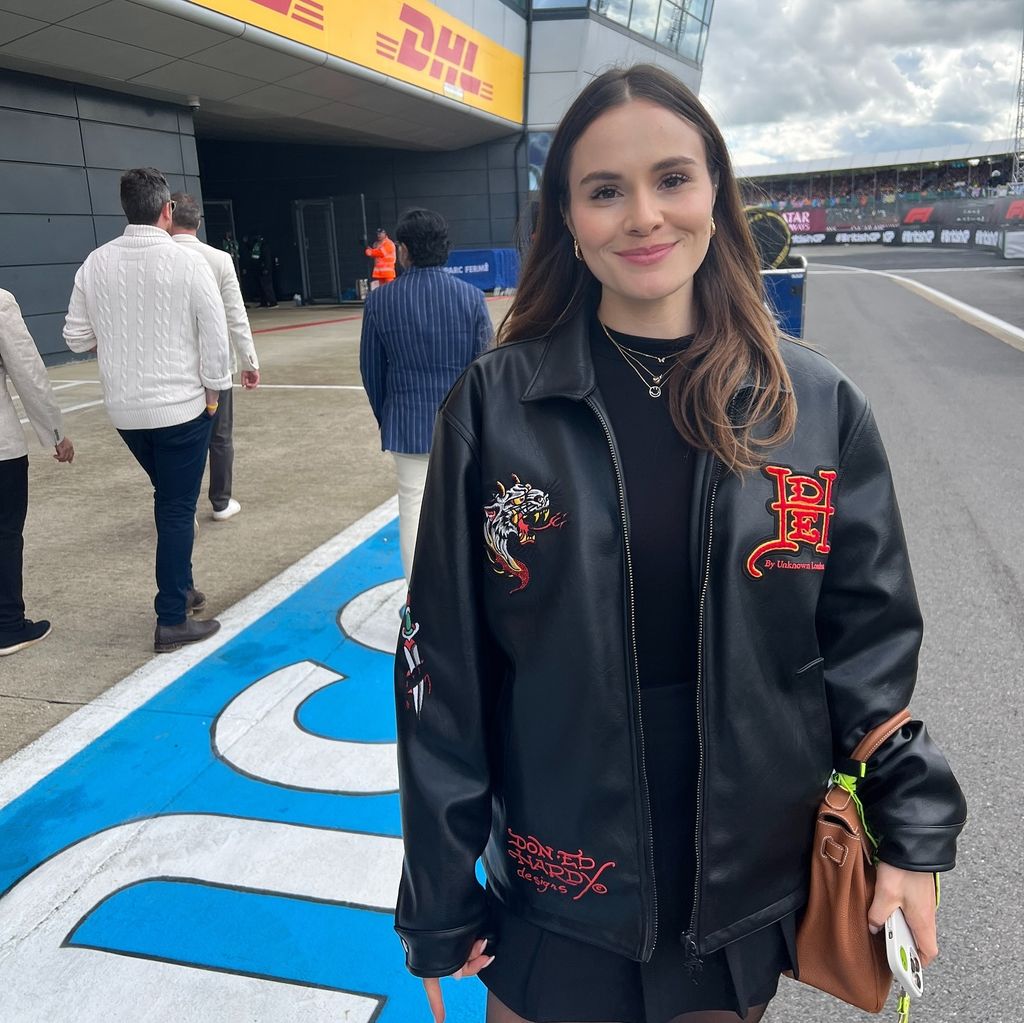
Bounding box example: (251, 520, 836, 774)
(885, 909, 924, 999)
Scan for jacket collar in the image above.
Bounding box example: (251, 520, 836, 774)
(519, 303, 760, 404)
(520, 305, 597, 403)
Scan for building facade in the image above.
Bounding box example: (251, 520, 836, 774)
(0, 0, 714, 359)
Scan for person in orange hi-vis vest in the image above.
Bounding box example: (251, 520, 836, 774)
(365, 227, 397, 289)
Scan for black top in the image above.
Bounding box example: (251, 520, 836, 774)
(589, 318, 698, 690)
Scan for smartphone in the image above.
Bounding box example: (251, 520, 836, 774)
(885, 908, 924, 999)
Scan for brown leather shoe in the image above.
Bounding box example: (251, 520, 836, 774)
(154, 617, 221, 654)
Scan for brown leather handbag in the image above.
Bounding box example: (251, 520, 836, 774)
(791, 708, 911, 1012)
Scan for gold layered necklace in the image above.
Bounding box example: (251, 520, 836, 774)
(600, 321, 682, 399)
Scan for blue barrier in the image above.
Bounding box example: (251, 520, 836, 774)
(444, 248, 520, 291)
(762, 257, 808, 337)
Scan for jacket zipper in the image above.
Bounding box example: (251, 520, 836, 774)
(585, 396, 658, 961)
(682, 455, 723, 971)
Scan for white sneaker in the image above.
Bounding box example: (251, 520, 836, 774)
(212, 498, 241, 521)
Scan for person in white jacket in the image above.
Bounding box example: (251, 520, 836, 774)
(63, 167, 232, 654)
(0, 289, 75, 655)
(170, 193, 260, 523)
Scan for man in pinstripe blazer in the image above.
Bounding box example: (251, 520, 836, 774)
(359, 208, 493, 583)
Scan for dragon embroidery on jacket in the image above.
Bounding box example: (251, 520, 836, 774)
(483, 474, 567, 593)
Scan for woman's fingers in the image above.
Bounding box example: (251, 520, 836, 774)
(453, 938, 494, 979)
(902, 892, 939, 966)
(422, 978, 445, 1023)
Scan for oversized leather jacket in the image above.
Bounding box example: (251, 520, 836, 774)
(394, 308, 967, 978)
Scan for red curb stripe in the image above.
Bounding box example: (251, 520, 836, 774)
(252, 315, 363, 335)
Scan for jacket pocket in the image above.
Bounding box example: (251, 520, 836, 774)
(794, 657, 832, 768)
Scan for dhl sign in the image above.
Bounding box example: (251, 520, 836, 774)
(184, 0, 523, 124)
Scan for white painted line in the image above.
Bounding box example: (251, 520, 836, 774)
(0, 496, 400, 811)
(18, 399, 104, 426)
(807, 262, 1024, 353)
(50, 382, 86, 392)
(50, 379, 100, 385)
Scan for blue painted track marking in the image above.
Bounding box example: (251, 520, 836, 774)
(0, 507, 486, 1021)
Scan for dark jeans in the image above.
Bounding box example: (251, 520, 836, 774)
(208, 385, 234, 511)
(0, 455, 29, 634)
(118, 412, 214, 626)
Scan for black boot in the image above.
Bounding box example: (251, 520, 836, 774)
(0, 619, 52, 656)
(154, 617, 221, 653)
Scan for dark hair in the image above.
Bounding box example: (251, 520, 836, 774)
(395, 208, 450, 268)
(170, 192, 202, 230)
(499, 65, 796, 475)
(120, 167, 171, 225)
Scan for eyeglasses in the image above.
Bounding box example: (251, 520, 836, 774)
(167, 199, 177, 212)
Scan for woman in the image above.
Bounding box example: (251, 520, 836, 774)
(393, 65, 966, 1023)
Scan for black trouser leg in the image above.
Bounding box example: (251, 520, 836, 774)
(120, 413, 214, 626)
(207, 386, 234, 512)
(0, 455, 29, 634)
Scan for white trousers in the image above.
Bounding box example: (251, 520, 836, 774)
(391, 452, 430, 585)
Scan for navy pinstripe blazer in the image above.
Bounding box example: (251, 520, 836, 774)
(359, 266, 493, 454)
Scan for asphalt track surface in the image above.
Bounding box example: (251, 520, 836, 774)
(768, 248, 1024, 1022)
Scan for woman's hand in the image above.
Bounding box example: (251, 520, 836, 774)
(422, 938, 495, 1023)
(868, 862, 939, 966)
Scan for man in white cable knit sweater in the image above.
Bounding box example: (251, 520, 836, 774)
(63, 167, 232, 654)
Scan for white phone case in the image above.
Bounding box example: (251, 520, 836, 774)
(885, 908, 924, 999)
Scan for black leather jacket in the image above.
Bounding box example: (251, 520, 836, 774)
(394, 310, 967, 978)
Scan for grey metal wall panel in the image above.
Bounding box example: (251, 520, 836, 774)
(0, 263, 78, 316)
(180, 134, 200, 176)
(0, 107, 85, 166)
(80, 121, 184, 174)
(93, 215, 128, 246)
(85, 168, 128, 215)
(488, 190, 517, 219)
(0, 215, 96, 267)
(395, 169, 488, 199)
(77, 91, 180, 133)
(489, 216, 517, 244)
(487, 138, 519, 168)
(447, 218, 491, 246)
(0, 69, 77, 117)
(488, 168, 516, 195)
(0, 162, 90, 214)
(23, 312, 71, 363)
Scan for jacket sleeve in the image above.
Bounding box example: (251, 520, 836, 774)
(192, 260, 232, 391)
(358, 300, 386, 428)
(0, 291, 64, 448)
(816, 400, 967, 872)
(394, 404, 501, 977)
(219, 256, 258, 371)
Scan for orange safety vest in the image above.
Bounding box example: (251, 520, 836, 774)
(365, 238, 397, 281)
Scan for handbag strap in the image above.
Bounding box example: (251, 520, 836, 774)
(836, 708, 911, 777)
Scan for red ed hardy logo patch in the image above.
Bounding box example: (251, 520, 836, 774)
(506, 828, 616, 900)
(746, 465, 837, 579)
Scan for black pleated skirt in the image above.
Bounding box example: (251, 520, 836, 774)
(482, 684, 798, 1023)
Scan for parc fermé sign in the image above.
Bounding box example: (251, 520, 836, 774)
(188, 0, 524, 125)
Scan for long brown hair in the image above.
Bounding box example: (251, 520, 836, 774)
(499, 65, 796, 475)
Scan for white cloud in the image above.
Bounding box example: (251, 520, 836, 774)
(699, 0, 1022, 167)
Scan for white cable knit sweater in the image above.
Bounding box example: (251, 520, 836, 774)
(63, 225, 232, 430)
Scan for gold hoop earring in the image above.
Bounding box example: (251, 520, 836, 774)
(710, 217, 717, 237)
(573, 236, 582, 260)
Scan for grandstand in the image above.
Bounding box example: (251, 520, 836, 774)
(737, 140, 1023, 250)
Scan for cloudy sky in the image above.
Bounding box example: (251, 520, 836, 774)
(700, 0, 1022, 169)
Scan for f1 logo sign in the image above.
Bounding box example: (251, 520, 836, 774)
(1006, 200, 1024, 220)
(376, 3, 494, 102)
(903, 207, 934, 224)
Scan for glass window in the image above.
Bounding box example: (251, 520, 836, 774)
(591, 0, 631, 26)
(685, 0, 709, 21)
(531, 0, 587, 8)
(696, 22, 709, 63)
(628, 0, 660, 40)
(528, 132, 554, 192)
(678, 12, 702, 60)
(656, 0, 683, 48)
